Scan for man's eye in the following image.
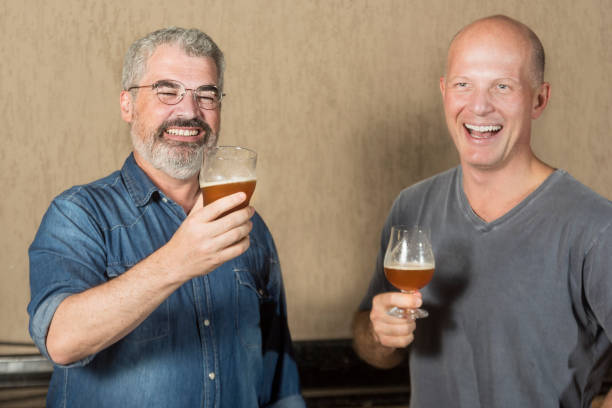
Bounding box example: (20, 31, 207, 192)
(196, 91, 218, 102)
(456, 82, 468, 88)
(157, 89, 180, 96)
(497, 83, 509, 90)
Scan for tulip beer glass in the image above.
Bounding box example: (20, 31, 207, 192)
(384, 226, 435, 319)
(200, 146, 257, 216)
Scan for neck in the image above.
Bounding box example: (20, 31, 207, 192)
(461, 152, 554, 222)
(133, 151, 200, 213)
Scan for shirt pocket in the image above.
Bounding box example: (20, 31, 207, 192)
(106, 264, 170, 343)
(234, 268, 272, 349)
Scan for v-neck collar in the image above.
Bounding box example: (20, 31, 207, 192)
(455, 166, 565, 233)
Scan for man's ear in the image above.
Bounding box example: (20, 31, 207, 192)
(120, 90, 134, 123)
(531, 82, 551, 120)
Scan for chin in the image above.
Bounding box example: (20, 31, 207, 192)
(163, 165, 200, 180)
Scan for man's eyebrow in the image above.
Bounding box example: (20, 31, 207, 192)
(196, 84, 220, 92)
(155, 79, 181, 87)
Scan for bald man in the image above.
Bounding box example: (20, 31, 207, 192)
(352, 15, 612, 407)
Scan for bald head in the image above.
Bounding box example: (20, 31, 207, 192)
(447, 15, 545, 86)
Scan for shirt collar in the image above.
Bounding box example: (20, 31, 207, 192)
(121, 153, 160, 207)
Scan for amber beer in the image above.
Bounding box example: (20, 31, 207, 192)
(201, 178, 257, 215)
(384, 263, 434, 292)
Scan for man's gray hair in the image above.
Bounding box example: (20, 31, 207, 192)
(122, 27, 225, 91)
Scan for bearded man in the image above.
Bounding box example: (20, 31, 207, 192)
(28, 27, 305, 408)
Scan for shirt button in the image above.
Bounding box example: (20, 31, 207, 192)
(203, 319, 210, 327)
(208, 372, 216, 380)
(162, 197, 168, 203)
(258, 289, 264, 296)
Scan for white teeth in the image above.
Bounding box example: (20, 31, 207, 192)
(465, 124, 502, 132)
(166, 129, 199, 136)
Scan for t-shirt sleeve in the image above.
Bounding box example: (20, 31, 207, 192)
(358, 198, 401, 311)
(583, 222, 612, 340)
(27, 197, 108, 366)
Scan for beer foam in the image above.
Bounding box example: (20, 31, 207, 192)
(200, 177, 257, 188)
(384, 262, 435, 270)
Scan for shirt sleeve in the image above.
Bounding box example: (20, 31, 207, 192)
(358, 197, 403, 311)
(583, 221, 612, 339)
(28, 196, 108, 367)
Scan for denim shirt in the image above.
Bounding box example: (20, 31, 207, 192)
(28, 154, 305, 408)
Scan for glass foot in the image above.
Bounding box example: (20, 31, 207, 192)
(387, 306, 428, 319)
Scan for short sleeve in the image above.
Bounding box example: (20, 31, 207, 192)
(583, 222, 612, 339)
(358, 197, 403, 311)
(28, 197, 108, 366)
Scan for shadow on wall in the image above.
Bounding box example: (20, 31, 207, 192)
(351, 104, 457, 221)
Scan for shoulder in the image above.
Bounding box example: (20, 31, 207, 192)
(546, 170, 612, 220)
(398, 167, 457, 198)
(542, 171, 612, 253)
(250, 211, 273, 243)
(44, 169, 130, 232)
(249, 211, 279, 258)
(250, 211, 270, 233)
(391, 167, 459, 213)
(30, 172, 125, 259)
(55, 171, 124, 209)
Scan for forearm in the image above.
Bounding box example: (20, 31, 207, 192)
(46, 245, 185, 365)
(601, 388, 612, 408)
(42, 193, 255, 365)
(351, 310, 406, 369)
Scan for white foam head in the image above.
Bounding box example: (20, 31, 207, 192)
(200, 177, 257, 188)
(383, 262, 435, 270)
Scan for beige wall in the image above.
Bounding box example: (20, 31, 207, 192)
(1, 0, 611, 343)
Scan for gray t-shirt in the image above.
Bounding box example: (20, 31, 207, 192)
(359, 167, 612, 408)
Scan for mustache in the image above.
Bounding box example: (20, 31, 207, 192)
(157, 118, 212, 137)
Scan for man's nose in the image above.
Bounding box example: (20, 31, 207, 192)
(175, 90, 202, 117)
(467, 88, 494, 116)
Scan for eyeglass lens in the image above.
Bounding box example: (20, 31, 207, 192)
(154, 80, 220, 109)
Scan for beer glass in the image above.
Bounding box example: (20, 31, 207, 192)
(383, 226, 435, 319)
(199, 146, 257, 216)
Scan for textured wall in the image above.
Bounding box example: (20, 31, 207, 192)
(1, 0, 610, 342)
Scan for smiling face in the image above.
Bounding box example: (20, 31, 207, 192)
(440, 19, 550, 172)
(120, 44, 221, 180)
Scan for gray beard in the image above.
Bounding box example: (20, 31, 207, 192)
(130, 121, 217, 180)
(132, 135, 203, 180)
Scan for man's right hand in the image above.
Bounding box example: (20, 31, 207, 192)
(369, 291, 421, 348)
(352, 291, 421, 369)
(161, 192, 255, 281)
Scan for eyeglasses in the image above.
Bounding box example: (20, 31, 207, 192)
(127, 79, 224, 110)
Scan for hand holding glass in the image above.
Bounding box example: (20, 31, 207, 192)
(384, 226, 435, 319)
(199, 146, 257, 216)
